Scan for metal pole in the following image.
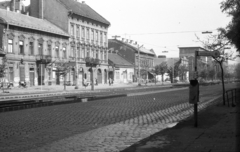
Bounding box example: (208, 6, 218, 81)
(41, 63, 42, 91)
(194, 51, 198, 127)
(172, 58, 174, 83)
(138, 45, 143, 86)
(75, 48, 78, 89)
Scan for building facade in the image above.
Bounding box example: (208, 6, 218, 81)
(0, 9, 69, 86)
(179, 46, 213, 80)
(30, 0, 110, 86)
(108, 53, 134, 83)
(108, 39, 156, 82)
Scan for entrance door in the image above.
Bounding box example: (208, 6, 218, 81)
(97, 69, 102, 84)
(29, 68, 35, 86)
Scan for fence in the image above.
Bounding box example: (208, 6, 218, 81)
(225, 88, 240, 107)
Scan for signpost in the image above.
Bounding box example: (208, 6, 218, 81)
(189, 50, 220, 127)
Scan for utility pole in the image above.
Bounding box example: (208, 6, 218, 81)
(172, 58, 174, 83)
(138, 44, 144, 86)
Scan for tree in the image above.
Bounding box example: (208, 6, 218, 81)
(234, 63, 240, 79)
(178, 64, 188, 82)
(0, 56, 7, 79)
(154, 61, 168, 85)
(167, 59, 181, 83)
(196, 29, 236, 105)
(208, 67, 216, 81)
(221, 0, 240, 52)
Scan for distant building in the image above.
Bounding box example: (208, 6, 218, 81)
(157, 55, 166, 58)
(178, 46, 213, 80)
(108, 39, 156, 82)
(30, 0, 110, 85)
(0, 0, 29, 14)
(108, 53, 134, 83)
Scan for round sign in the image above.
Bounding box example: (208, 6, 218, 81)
(212, 50, 220, 58)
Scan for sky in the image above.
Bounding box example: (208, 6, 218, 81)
(1, 0, 234, 59)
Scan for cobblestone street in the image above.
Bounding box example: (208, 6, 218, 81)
(0, 84, 237, 152)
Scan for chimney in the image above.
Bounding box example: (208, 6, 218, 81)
(82, 1, 85, 4)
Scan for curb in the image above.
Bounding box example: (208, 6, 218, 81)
(0, 93, 127, 113)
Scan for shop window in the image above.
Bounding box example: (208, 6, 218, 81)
(7, 39, 13, 53)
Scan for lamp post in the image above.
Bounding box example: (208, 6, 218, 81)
(137, 44, 144, 86)
(75, 48, 79, 89)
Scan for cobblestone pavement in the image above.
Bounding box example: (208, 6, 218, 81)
(0, 84, 237, 152)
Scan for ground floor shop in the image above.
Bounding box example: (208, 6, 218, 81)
(4, 60, 109, 87)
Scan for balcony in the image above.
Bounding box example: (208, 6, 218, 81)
(36, 55, 52, 64)
(69, 56, 75, 61)
(85, 57, 100, 67)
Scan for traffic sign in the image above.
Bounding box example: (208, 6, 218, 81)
(197, 50, 220, 58)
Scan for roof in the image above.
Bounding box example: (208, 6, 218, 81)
(166, 58, 180, 67)
(0, 9, 69, 37)
(154, 58, 166, 66)
(58, 0, 110, 26)
(109, 39, 155, 55)
(178, 46, 208, 51)
(108, 53, 134, 67)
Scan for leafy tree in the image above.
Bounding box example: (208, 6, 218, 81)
(208, 67, 216, 81)
(178, 64, 188, 81)
(234, 63, 240, 79)
(199, 69, 208, 80)
(0, 57, 7, 78)
(221, 0, 240, 52)
(154, 61, 168, 85)
(196, 29, 237, 105)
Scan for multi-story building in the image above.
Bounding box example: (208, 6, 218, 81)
(0, 9, 69, 86)
(30, 0, 110, 86)
(108, 39, 156, 82)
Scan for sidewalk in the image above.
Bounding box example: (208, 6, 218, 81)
(122, 98, 240, 152)
(0, 82, 172, 96)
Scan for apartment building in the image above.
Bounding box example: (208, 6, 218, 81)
(0, 9, 69, 86)
(30, 0, 110, 85)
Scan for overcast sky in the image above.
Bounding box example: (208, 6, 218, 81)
(2, 0, 233, 58)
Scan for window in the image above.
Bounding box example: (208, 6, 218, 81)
(81, 47, 85, 58)
(63, 47, 66, 58)
(100, 32, 103, 43)
(95, 31, 98, 43)
(38, 43, 43, 55)
(19, 41, 24, 54)
(77, 47, 80, 58)
(116, 71, 120, 79)
(104, 51, 107, 60)
(87, 49, 90, 57)
(91, 29, 94, 41)
(8, 39, 13, 53)
(96, 50, 98, 59)
(70, 24, 74, 36)
(29, 42, 34, 55)
(101, 51, 103, 60)
(47, 44, 51, 56)
(71, 46, 74, 57)
(55, 46, 59, 58)
(81, 27, 85, 39)
(86, 28, 89, 40)
(76, 26, 80, 38)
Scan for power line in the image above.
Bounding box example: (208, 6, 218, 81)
(110, 29, 217, 36)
